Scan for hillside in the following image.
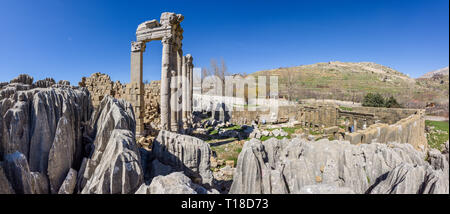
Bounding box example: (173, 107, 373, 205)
(419, 66, 449, 79)
(251, 62, 449, 111)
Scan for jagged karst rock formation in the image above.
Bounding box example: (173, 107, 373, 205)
(0, 75, 92, 194)
(230, 138, 449, 194)
(152, 130, 214, 186)
(0, 74, 146, 194)
(79, 96, 143, 194)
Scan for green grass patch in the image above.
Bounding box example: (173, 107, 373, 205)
(339, 106, 353, 111)
(282, 126, 302, 134)
(209, 129, 218, 135)
(260, 136, 273, 141)
(224, 125, 242, 131)
(260, 135, 290, 141)
(309, 130, 321, 135)
(425, 120, 449, 151)
(209, 138, 243, 165)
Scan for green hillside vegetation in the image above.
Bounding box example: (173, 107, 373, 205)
(251, 62, 449, 109)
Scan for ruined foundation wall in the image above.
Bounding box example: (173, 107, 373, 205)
(346, 107, 419, 125)
(79, 73, 161, 132)
(230, 105, 300, 125)
(344, 109, 427, 151)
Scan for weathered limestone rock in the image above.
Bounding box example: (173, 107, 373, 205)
(298, 184, 355, 194)
(81, 96, 143, 194)
(47, 116, 76, 193)
(30, 171, 49, 194)
(28, 87, 91, 175)
(3, 152, 34, 194)
(58, 80, 70, 86)
(148, 172, 198, 194)
(230, 138, 448, 194)
(58, 168, 77, 194)
(149, 159, 173, 180)
(136, 172, 211, 195)
(368, 163, 448, 194)
(34, 78, 56, 88)
(10, 74, 33, 85)
(0, 162, 15, 194)
(152, 130, 213, 186)
(2, 99, 30, 158)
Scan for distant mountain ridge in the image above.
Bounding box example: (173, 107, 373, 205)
(250, 61, 448, 111)
(419, 66, 449, 79)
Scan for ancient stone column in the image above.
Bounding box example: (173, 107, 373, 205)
(186, 54, 194, 124)
(170, 39, 179, 132)
(177, 46, 184, 132)
(161, 36, 172, 131)
(181, 55, 188, 129)
(130, 41, 146, 136)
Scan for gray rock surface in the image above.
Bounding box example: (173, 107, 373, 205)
(148, 172, 198, 194)
(80, 96, 143, 194)
(0, 162, 15, 194)
(30, 171, 49, 194)
(230, 138, 449, 194)
(0, 75, 92, 194)
(298, 184, 355, 194)
(368, 163, 448, 194)
(47, 116, 76, 193)
(149, 159, 174, 180)
(3, 152, 34, 194)
(58, 168, 77, 194)
(152, 130, 213, 186)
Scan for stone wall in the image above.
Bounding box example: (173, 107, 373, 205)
(79, 73, 161, 135)
(344, 109, 427, 151)
(79, 73, 116, 108)
(230, 105, 300, 125)
(143, 81, 161, 129)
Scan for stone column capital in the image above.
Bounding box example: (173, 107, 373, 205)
(131, 41, 146, 52)
(185, 54, 193, 66)
(161, 35, 175, 45)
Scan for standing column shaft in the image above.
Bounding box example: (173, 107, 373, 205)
(189, 56, 194, 123)
(170, 40, 178, 132)
(130, 41, 145, 136)
(161, 37, 172, 131)
(177, 47, 184, 131)
(181, 56, 188, 128)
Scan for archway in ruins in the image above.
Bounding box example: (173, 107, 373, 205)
(128, 12, 194, 136)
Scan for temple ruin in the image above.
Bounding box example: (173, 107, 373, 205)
(129, 12, 194, 136)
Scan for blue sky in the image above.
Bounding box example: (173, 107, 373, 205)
(0, 0, 448, 84)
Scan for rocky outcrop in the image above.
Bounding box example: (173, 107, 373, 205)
(58, 168, 77, 194)
(298, 184, 355, 194)
(230, 138, 449, 194)
(368, 163, 448, 194)
(3, 151, 35, 194)
(1, 74, 144, 194)
(80, 96, 143, 194)
(152, 130, 213, 186)
(0, 75, 92, 194)
(135, 172, 214, 194)
(0, 162, 15, 194)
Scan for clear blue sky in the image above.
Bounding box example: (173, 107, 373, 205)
(0, 0, 448, 84)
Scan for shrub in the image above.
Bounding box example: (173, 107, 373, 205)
(362, 93, 402, 108)
(362, 93, 385, 107)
